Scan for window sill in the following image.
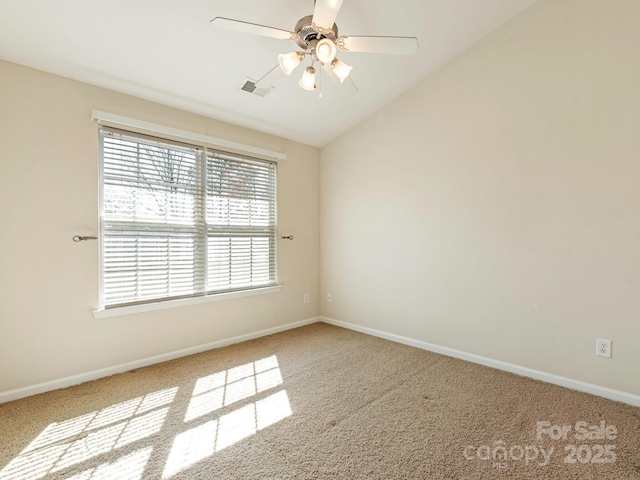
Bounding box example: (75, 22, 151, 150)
(92, 285, 283, 319)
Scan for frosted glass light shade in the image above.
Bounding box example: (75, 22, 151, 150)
(315, 38, 337, 64)
(278, 52, 303, 75)
(331, 58, 353, 83)
(298, 66, 317, 90)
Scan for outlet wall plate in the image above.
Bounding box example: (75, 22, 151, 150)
(596, 338, 612, 358)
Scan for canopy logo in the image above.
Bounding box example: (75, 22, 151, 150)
(463, 420, 617, 470)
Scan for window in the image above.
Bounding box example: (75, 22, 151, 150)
(99, 127, 277, 309)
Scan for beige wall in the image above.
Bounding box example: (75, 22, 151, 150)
(2, 0, 639, 399)
(0, 60, 320, 393)
(320, 0, 640, 395)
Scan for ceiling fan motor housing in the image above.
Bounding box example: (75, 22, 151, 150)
(294, 15, 338, 50)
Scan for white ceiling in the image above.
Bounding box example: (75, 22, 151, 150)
(0, 0, 537, 148)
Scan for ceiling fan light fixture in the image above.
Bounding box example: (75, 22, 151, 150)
(331, 58, 352, 83)
(315, 38, 337, 64)
(213, 3, 419, 97)
(298, 66, 317, 90)
(278, 51, 303, 75)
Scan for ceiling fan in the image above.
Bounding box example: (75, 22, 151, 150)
(211, 0, 418, 95)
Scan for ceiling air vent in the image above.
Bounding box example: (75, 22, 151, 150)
(241, 79, 272, 97)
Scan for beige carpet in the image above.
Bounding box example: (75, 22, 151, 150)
(0, 322, 639, 480)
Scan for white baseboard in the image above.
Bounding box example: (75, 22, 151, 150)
(6, 315, 638, 408)
(0, 317, 320, 404)
(320, 316, 640, 408)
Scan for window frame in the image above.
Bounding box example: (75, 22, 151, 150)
(92, 112, 285, 319)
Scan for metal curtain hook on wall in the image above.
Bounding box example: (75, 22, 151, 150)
(279, 235, 294, 240)
(73, 235, 98, 242)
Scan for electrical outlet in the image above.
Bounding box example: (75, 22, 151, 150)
(596, 338, 612, 358)
(303, 293, 310, 304)
(327, 292, 332, 302)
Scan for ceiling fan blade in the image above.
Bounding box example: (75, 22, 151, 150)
(343, 75, 358, 97)
(344, 75, 358, 97)
(211, 17, 295, 41)
(321, 62, 338, 84)
(255, 65, 286, 89)
(311, 0, 344, 32)
(337, 36, 419, 55)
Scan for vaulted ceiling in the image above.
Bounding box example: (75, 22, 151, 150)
(0, 0, 537, 147)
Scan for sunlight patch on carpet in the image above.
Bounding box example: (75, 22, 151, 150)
(184, 354, 283, 422)
(0, 387, 177, 480)
(163, 390, 291, 478)
(0, 356, 292, 480)
(61, 446, 153, 480)
(162, 355, 291, 478)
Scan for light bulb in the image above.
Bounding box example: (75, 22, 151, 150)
(278, 51, 303, 75)
(315, 38, 337, 64)
(331, 58, 353, 83)
(298, 66, 317, 90)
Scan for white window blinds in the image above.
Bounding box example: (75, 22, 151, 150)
(100, 127, 277, 308)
